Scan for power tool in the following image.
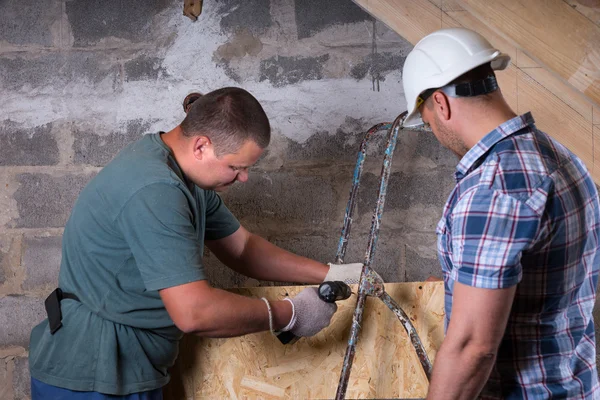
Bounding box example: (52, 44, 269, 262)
(276, 281, 352, 345)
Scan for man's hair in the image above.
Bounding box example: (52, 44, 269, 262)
(180, 87, 270, 156)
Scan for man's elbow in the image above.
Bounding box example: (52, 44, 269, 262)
(445, 338, 499, 365)
(171, 308, 214, 335)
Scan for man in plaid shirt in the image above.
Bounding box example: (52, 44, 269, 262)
(402, 28, 600, 399)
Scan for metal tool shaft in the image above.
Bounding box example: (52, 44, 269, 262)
(335, 112, 406, 400)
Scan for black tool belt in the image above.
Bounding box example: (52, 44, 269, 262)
(44, 288, 80, 335)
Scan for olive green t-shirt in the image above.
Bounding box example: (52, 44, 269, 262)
(29, 133, 240, 395)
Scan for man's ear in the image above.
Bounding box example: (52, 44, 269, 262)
(432, 91, 451, 122)
(193, 136, 212, 160)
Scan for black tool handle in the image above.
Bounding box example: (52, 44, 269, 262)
(318, 281, 352, 303)
(277, 281, 352, 345)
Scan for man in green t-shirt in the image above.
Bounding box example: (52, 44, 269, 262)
(28, 87, 365, 399)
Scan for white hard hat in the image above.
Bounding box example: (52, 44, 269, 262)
(402, 28, 511, 127)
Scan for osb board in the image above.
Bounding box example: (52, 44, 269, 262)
(353, 0, 599, 185)
(164, 282, 444, 399)
(461, 0, 600, 107)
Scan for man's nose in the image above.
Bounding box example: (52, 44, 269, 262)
(236, 170, 249, 183)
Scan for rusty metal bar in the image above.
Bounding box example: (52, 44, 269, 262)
(334, 122, 392, 264)
(335, 111, 407, 400)
(380, 292, 432, 380)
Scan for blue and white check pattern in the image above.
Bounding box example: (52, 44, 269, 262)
(437, 113, 600, 399)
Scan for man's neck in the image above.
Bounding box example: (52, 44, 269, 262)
(460, 99, 517, 150)
(160, 126, 182, 153)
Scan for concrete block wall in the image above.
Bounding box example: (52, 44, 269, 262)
(1, 0, 556, 398)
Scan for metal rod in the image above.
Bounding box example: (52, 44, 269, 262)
(335, 112, 407, 400)
(335, 123, 392, 264)
(380, 292, 432, 380)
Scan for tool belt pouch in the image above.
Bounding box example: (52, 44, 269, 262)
(45, 288, 64, 335)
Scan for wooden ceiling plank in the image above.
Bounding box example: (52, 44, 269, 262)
(461, 0, 600, 108)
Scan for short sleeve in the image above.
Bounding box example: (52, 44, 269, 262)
(117, 183, 205, 291)
(203, 189, 240, 241)
(449, 188, 542, 289)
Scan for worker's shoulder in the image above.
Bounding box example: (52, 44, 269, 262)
(102, 133, 178, 180)
(476, 129, 591, 203)
(84, 134, 188, 202)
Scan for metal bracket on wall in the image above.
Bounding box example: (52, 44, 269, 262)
(183, 0, 203, 21)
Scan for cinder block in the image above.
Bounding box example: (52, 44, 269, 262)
(124, 56, 166, 81)
(272, 234, 339, 265)
(0, 254, 4, 286)
(260, 54, 330, 87)
(65, 0, 172, 47)
(350, 52, 405, 80)
(0, 358, 14, 400)
(357, 170, 454, 213)
(0, 52, 120, 92)
(203, 250, 248, 289)
(13, 172, 96, 228)
(73, 120, 150, 166)
(218, 0, 272, 34)
(401, 130, 458, 169)
(0, 120, 59, 166)
(222, 171, 339, 228)
(0, 235, 22, 287)
(295, 0, 371, 39)
(285, 117, 388, 162)
(405, 245, 441, 282)
(0, 0, 62, 46)
(22, 236, 62, 291)
(0, 295, 45, 347)
(272, 232, 403, 283)
(13, 357, 29, 400)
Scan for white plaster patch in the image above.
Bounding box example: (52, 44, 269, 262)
(2, 4, 408, 144)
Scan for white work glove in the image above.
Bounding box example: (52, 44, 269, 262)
(286, 288, 337, 337)
(324, 262, 383, 284)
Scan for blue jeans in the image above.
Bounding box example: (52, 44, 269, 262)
(31, 378, 163, 400)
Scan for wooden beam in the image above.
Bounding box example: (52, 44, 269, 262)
(517, 70, 594, 168)
(352, 0, 442, 45)
(563, 0, 600, 28)
(353, 0, 599, 185)
(164, 282, 445, 399)
(461, 0, 600, 108)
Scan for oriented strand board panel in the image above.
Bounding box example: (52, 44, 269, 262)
(461, 0, 600, 108)
(164, 282, 445, 399)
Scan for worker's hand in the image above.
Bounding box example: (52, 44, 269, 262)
(288, 288, 337, 337)
(324, 263, 383, 284)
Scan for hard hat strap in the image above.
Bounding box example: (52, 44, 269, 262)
(416, 75, 498, 108)
(441, 75, 498, 98)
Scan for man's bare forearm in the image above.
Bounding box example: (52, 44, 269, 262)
(426, 341, 496, 400)
(163, 283, 293, 337)
(232, 233, 328, 283)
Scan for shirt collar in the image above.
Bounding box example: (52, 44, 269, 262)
(455, 112, 535, 181)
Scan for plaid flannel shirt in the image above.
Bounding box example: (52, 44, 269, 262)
(437, 113, 600, 399)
